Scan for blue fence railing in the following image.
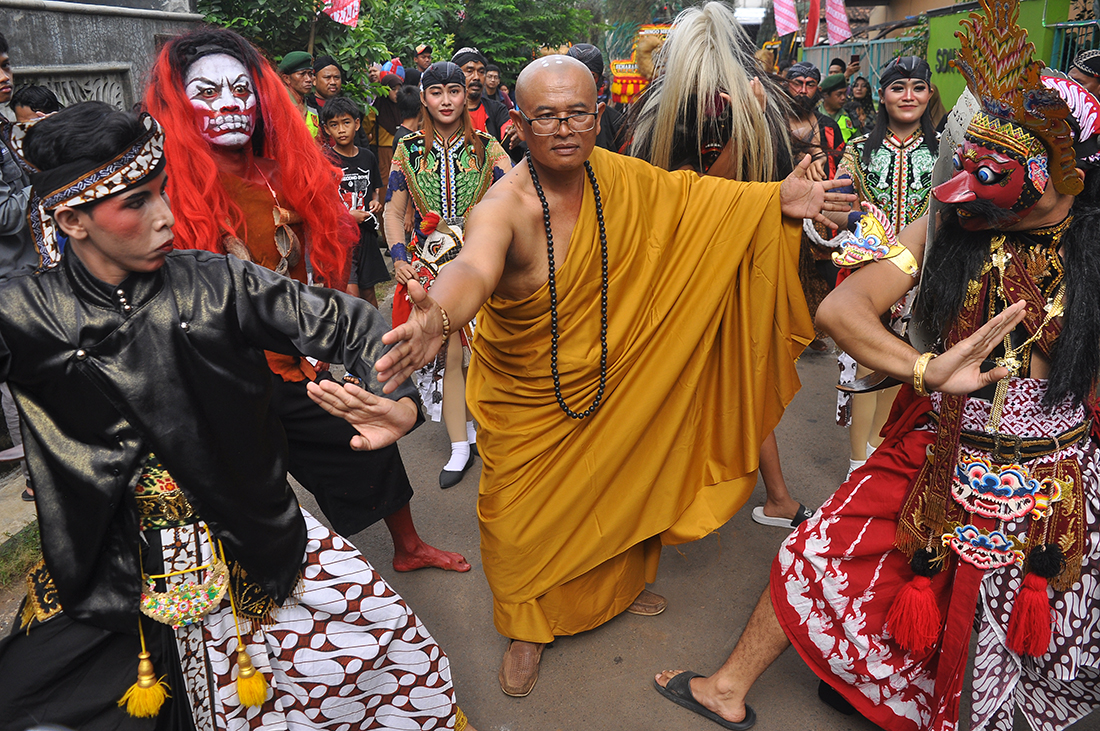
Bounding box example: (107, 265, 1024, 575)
(1049, 21, 1100, 72)
(801, 38, 911, 97)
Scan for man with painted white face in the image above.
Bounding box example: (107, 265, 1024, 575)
(375, 54, 852, 697)
(145, 29, 471, 574)
(0, 101, 475, 731)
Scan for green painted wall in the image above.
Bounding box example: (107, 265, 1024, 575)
(930, 0, 1070, 109)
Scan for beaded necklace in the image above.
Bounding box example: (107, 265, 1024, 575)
(525, 151, 609, 419)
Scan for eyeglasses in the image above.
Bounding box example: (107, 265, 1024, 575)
(518, 109, 597, 136)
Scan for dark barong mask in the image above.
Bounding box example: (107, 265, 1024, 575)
(12, 112, 166, 267)
(934, 0, 1082, 229)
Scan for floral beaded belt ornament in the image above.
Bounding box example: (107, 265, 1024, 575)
(140, 526, 229, 629)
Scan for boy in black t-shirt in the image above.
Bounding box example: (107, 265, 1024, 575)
(322, 96, 391, 307)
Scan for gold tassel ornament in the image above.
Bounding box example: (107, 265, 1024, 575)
(118, 620, 171, 717)
(220, 537, 269, 708)
(235, 646, 269, 707)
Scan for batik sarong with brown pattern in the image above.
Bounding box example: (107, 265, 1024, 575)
(23, 454, 465, 731)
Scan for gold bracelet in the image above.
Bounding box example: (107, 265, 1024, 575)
(913, 352, 934, 397)
(439, 305, 451, 344)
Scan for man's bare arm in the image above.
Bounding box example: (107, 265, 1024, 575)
(817, 214, 1027, 394)
(375, 194, 514, 391)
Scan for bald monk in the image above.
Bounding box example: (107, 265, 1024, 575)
(376, 56, 854, 697)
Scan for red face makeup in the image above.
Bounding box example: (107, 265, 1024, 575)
(184, 53, 258, 150)
(933, 121, 1048, 230)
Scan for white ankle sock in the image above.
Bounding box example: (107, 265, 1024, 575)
(444, 441, 470, 471)
(846, 458, 866, 480)
(867, 442, 879, 457)
(466, 420, 477, 445)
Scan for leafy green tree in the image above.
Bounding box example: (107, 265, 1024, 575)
(454, 0, 593, 80)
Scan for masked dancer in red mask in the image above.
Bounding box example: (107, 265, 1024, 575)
(654, 0, 1100, 728)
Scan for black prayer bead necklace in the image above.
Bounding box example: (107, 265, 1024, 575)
(525, 151, 609, 420)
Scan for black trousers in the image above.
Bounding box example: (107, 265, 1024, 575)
(271, 376, 413, 537)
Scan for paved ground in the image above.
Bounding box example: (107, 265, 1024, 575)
(291, 346, 951, 731)
(0, 287, 1090, 729)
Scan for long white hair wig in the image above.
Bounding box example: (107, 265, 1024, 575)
(628, 1, 793, 182)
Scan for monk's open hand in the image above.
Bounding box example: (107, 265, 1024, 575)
(376, 280, 445, 393)
(923, 300, 1028, 394)
(779, 154, 857, 229)
(306, 380, 417, 449)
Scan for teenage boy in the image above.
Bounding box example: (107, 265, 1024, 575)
(9, 84, 62, 122)
(323, 96, 390, 308)
(0, 101, 473, 731)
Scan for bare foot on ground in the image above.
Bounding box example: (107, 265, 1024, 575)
(654, 669, 749, 725)
(761, 496, 801, 520)
(393, 542, 471, 572)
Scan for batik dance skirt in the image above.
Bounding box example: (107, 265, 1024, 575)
(0, 511, 462, 731)
(773, 379, 1100, 731)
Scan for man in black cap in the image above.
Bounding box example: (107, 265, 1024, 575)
(567, 43, 625, 152)
(785, 61, 844, 179)
(278, 51, 319, 136)
(451, 46, 514, 148)
(414, 43, 433, 72)
(1070, 49, 1100, 97)
(313, 54, 344, 107)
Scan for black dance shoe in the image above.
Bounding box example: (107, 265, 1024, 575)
(439, 451, 476, 489)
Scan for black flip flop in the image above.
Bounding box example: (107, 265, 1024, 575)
(654, 671, 756, 730)
(790, 503, 815, 528)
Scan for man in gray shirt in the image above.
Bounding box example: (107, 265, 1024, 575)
(0, 33, 41, 492)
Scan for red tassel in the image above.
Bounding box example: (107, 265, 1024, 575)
(1007, 573, 1053, 657)
(886, 575, 941, 651)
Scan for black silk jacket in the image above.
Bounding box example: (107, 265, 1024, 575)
(0, 247, 419, 633)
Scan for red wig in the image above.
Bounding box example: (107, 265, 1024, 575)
(144, 28, 355, 289)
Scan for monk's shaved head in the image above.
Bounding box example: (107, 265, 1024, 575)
(514, 55, 596, 112)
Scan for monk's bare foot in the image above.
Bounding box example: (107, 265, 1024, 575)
(654, 669, 749, 725)
(762, 496, 801, 520)
(393, 542, 471, 572)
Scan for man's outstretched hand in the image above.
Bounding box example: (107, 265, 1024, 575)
(375, 280, 446, 393)
(779, 154, 857, 229)
(306, 380, 418, 450)
(923, 300, 1028, 395)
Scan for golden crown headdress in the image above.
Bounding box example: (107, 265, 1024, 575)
(952, 0, 1082, 195)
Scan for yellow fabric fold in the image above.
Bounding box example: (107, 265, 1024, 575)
(468, 147, 813, 643)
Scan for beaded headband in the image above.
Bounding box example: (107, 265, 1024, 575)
(17, 113, 166, 212)
(11, 112, 165, 269)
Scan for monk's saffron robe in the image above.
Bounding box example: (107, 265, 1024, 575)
(468, 147, 813, 642)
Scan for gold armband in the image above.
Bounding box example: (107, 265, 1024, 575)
(913, 352, 934, 397)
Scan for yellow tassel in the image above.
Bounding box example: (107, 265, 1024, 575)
(118, 651, 170, 717)
(235, 646, 268, 707)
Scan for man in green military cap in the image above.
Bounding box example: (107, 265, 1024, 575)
(278, 50, 319, 136)
(819, 73, 858, 142)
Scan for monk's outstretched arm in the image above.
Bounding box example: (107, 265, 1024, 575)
(817, 215, 1026, 395)
(376, 196, 513, 391)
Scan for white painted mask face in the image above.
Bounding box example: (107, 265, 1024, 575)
(184, 53, 257, 149)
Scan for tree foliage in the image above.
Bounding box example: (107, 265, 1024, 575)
(198, 0, 594, 95)
(453, 0, 593, 80)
